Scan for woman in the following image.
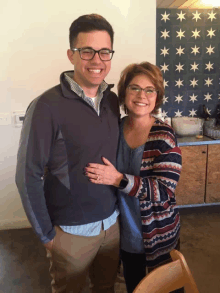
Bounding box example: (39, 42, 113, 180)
(85, 62, 182, 293)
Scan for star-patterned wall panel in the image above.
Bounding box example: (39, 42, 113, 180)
(156, 8, 220, 118)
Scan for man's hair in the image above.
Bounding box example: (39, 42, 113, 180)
(69, 14, 114, 48)
(117, 62, 164, 114)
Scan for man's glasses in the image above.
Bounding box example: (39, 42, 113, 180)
(127, 85, 158, 98)
(71, 47, 115, 61)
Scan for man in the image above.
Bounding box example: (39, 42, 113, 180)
(15, 14, 120, 293)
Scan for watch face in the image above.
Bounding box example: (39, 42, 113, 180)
(119, 176, 128, 189)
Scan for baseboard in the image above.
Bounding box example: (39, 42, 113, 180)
(0, 217, 31, 230)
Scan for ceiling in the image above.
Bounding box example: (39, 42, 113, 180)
(157, 0, 220, 9)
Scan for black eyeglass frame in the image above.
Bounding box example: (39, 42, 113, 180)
(71, 47, 115, 61)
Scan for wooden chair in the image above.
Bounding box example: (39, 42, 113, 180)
(133, 249, 199, 293)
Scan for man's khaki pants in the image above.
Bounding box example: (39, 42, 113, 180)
(46, 219, 120, 293)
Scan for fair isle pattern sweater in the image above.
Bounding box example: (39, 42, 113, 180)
(122, 119, 182, 267)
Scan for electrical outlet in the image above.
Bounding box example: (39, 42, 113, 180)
(0, 113, 11, 125)
(12, 111, 25, 127)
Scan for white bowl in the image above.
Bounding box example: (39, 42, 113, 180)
(172, 117, 204, 136)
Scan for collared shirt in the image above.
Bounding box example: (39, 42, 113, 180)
(60, 72, 119, 236)
(64, 72, 108, 115)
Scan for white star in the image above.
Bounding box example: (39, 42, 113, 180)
(190, 62, 199, 72)
(175, 62, 184, 73)
(191, 45, 200, 56)
(208, 11, 216, 22)
(189, 93, 198, 103)
(174, 109, 183, 117)
(175, 78, 184, 88)
(204, 92, 212, 102)
(190, 78, 198, 88)
(160, 46, 169, 57)
(207, 27, 216, 39)
(161, 110, 168, 118)
(204, 77, 213, 87)
(176, 46, 185, 56)
(160, 63, 169, 73)
(163, 96, 168, 104)
(175, 94, 183, 104)
(161, 29, 170, 40)
(163, 79, 169, 88)
(176, 28, 185, 40)
(205, 61, 214, 72)
(192, 28, 201, 39)
(177, 10, 186, 22)
(189, 109, 197, 117)
(161, 11, 170, 23)
(206, 45, 215, 55)
(192, 11, 201, 22)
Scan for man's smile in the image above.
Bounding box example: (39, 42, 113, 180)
(87, 68, 102, 73)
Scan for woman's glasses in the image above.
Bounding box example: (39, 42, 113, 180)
(127, 85, 158, 98)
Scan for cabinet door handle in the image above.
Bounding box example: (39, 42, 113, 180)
(202, 151, 206, 154)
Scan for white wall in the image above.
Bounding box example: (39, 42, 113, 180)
(0, 0, 156, 229)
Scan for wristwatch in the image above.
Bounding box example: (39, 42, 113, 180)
(118, 174, 129, 189)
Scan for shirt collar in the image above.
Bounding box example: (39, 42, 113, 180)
(64, 72, 108, 98)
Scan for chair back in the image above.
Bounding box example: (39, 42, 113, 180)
(133, 249, 199, 293)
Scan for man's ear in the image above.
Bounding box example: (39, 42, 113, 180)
(67, 49, 75, 65)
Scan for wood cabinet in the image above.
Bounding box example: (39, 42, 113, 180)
(175, 145, 207, 205)
(175, 143, 220, 205)
(206, 144, 220, 203)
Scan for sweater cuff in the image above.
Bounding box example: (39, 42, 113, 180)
(41, 227, 56, 244)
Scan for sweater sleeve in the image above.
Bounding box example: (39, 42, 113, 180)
(15, 98, 57, 244)
(121, 131, 182, 202)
